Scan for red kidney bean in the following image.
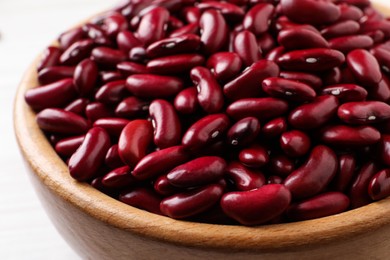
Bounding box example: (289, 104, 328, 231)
(274, 17, 319, 33)
(181, 6, 201, 24)
(221, 184, 291, 226)
(227, 97, 289, 122)
(243, 3, 274, 36)
(54, 135, 84, 157)
(279, 71, 323, 91)
(126, 74, 184, 98)
(160, 183, 224, 219)
(278, 48, 345, 72)
(154, 174, 181, 196)
(224, 60, 280, 100)
(103, 13, 128, 38)
(137, 7, 170, 46)
(36, 108, 90, 135)
(120, 187, 162, 215)
(227, 117, 260, 147)
(233, 30, 262, 67)
(25, 78, 77, 111)
(37, 46, 62, 71)
(361, 20, 390, 39)
(265, 46, 285, 62)
(38, 66, 76, 85)
(287, 192, 350, 221)
(174, 87, 199, 114)
(169, 22, 199, 38)
(100, 71, 124, 83)
(278, 28, 329, 50)
(365, 30, 386, 45)
(147, 54, 205, 74)
(58, 27, 84, 50)
(257, 33, 276, 54)
(320, 125, 381, 147)
(378, 135, 390, 166)
(239, 145, 269, 168)
(267, 175, 283, 184)
(91, 47, 127, 67)
(338, 4, 363, 21)
(64, 98, 89, 116)
(93, 118, 130, 137)
(261, 117, 287, 139)
(149, 99, 181, 148)
(280, 130, 311, 158)
(280, 0, 340, 25)
(117, 61, 149, 76)
(267, 154, 295, 177)
(118, 120, 154, 167)
(284, 145, 337, 199)
(60, 39, 94, 66)
(116, 31, 142, 53)
(322, 67, 342, 86)
(369, 75, 390, 102)
(226, 161, 265, 191)
(101, 165, 136, 189)
(146, 34, 201, 58)
(371, 47, 390, 72)
(338, 101, 390, 125)
(200, 9, 229, 55)
(73, 59, 98, 97)
(82, 23, 112, 46)
(347, 49, 382, 87)
(190, 66, 224, 113)
(95, 80, 128, 104)
(68, 127, 111, 181)
(168, 16, 184, 30)
(115, 96, 149, 118)
(349, 162, 378, 208)
(329, 35, 374, 54)
(331, 154, 356, 192)
(85, 102, 114, 122)
(322, 84, 368, 103)
(321, 20, 360, 39)
(197, 1, 245, 23)
(105, 144, 124, 169)
(262, 77, 316, 102)
(368, 169, 390, 201)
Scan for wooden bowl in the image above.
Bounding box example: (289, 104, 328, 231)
(14, 2, 390, 259)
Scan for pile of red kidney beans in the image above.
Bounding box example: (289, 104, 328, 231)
(25, 0, 390, 226)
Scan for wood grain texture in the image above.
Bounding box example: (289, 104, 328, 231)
(13, 2, 390, 259)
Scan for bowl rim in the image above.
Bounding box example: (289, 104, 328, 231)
(13, 1, 390, 252)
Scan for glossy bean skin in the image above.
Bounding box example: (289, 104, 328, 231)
(224, 60, 279, 100)
(105, 144, 124, 169)
(168, 22, 199, 38)
(117, 31, 142, 53)
(137, 7, 170, 46)
(368, 169, 390, 201)
(349, 162, 378, 208)
(64, 98, 89, 116)
(146, 34, 201, 58)
(120, 187, 162, 215)
(206, 52, 243, 83)
(361, 20, 390, 39)
(320, 125, 381, 147)
(38, 66, 76, 85)
(338, 101, 390, 124)
(227, 117, 261, 147)
(147, 54, 205, 74)
(371, 47, 390, 72)
(265, 46, 285, 62)
(60, 39, 94, 66)
(243, 3, 274, 36)
(199, 9, 229, 55)
(332, 154, 357, 192)
(82, 23, 111, 46)
(85, 102, 115, 122)
(262, 77, 316, 102)
(321, 20, 360, 39)
(279, 71, 322, 91)
(103, 12, 128, 38)
(197, 1, 245, 23)
(37, 46, 62, 71)
(379, 135, 390, 166)
(238, 145, 269, 168)
(284, 145, 338, 199)
(338, 4, 363, 21)
(233, 30, 262, 67)
(58, 27, 84, 50)
(91, 47, 127, 67)
(36, 108, 90, 135)
(221, 184, 291, 226)
(346, 49, 382, 87)
(280, 130, 311, 158)
(174, 87, 199, 114)
(149, 99, 181, 148)
(226, 161, 266, 191)
(100, 71, 124, 83)
(25, 78, 77, 111)
(68, 127, 111, 181)
(160, 184, 224, 219)
(117, 61, 149, 76)
(329, 35, 373, 54)
(101, 166, 136, 189)
(115, 96, 149, 118)
(93, 118, 130, 137)
(95, 80, 128, 104)
(126, 74, 184, 98)
(286, 192, 350, 221)
(278, 28, 329, 50)
(73, 59, 98, 97)
(181, 6, 201, 24)
(322, 84, 368, 103)
(257, 33, 276, 53)
(118, 120, 154, 167)
(261, 117, 287, 139)
(154, 174, 181, 196)
(190, 66, 224, 113)
(54, 135, 84, 157)
(132, 146, 190, 180)
(182, 114, 230, 151)
(267, 154, 295, 177)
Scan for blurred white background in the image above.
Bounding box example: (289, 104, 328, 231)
(0, 0, 389, 259)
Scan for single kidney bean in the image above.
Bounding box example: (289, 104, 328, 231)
(137, 7, 169, 46)
(329, 35, 374, 54)
(59, 39, 94, 66)
(226, 161, 265, 191)
(280, 130, 311, 158)
(364, 30, 385, 44)
(95, 80, 128, 104)
(25, 78, 77, 111)
(147, 54, 205, 74)
(261, 117, 287, 139)
(93, 118, 130, 138)
(278, 28, 329, 50)
(190, 66, 224, 113)
(197, 1, 245, 23)
(280, 0, 340, 25)
(169, 22, 199, 38)
(360, 20, 390, 39)
(85, 102, 114, 122)
(227, 97, 289, 122)
(349, 162, 378, 208)
(321, 84, 368, 103)
(227, 117, 261, 147)
(132, 145, 190, 180)
(322, 67, 342, 86)
(37, 46, 62, 71)
(118, 120, 154, 167)
(262, 77, 316, 102)
(233, 30, 262, 67)
(267, 154, 295, 177)
(101, 166, 136, 189)
(73, 59, 98, 97)
(103, 12, 128, 38)
(378, 135, 390, 166)
(257, 33, 276, 54)
(274, 17, 319, 33)
(54, 135, 84, 158)
(160, 183, 224, 219)
(238, 145, 269, 168)
(332, 154, 356, 192)
(174, 87, 199, 115)
(224, 60, 280, 100)
(115, 96, 149, 118)
(284, 145, 338, 199)
(116, 31, 142, 53)
(243, 3, 274, 36)
(64, 98, 89, 116)
(277, 48, 345, 72)
(100, 71, 124, 83)
(120, 187, 162, 215)
(182, 114, 230, 152)
(265, 46, 285, 62)
(126, 74, 184, 98)
(146, 34, 201, 58)
(82, 23, 111, 46)
(149, 99, 181, 148)
(181, 6, 201, 24)
(368, 169, 390, 201)
(346, 49, 382, 87)
(371, 47, 390, 72)
(288, 95, 339, 130)
(58, 27, 84, 50)
(319, 125, 381, 147)
(286, 192, 350, 221)
(154, 174, 181, 196)
(338, 101, 390, 124)
(91, 47, 127, 67)
(38, 66, 76, 85)
(221, 184, 291, 226)
(105, 144, 124, 169)
(36, 108, 90, 135)
(206, 52, 243, 83)
(279, 71, 323, 91)
(338, 4, 364, 21)
(117, 61, 149, 76)
(369, 75, 390, 102)
(69, 127, 111, 181)
(321, 20, 360, 39)
(199, 9, 229, 55)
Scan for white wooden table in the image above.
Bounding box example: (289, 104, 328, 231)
(0, 0, 389, 259)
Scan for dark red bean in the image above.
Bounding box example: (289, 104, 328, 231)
(69, 127, 111, 181)
(279, 71, 323, 91)
(321, 20, 360, 39)
(101, 166, 136, 189)
(378, 135, 390, 166)
(181, 6, 201, 24)
(58, 27, 84, 50)
(274, 17, 319, 33)
(227, 117, 261, 147)
(338, 4, 363, 22)
(154, 174, 181, 196)
(169, 22, 199, 38)
(95, 80, 128, 104)
(147, 54, 205, 74)
(54, 135, 84, 157)
(206, 52, 243, 82)
(60, 39, 94, 66)
(91, 47, 127, 67)
(361, 20, 390, 39)
(146, 34, 201, 58)
(368, 169, 390, 201)
(322, 84, 368, 103)
(117, 61, 149, 76)
(262, 77, 316, 102)
(226, 161, 265, 191)
(105, 144, 124, 169)
(199, 9, 229, 55)
(82, 23, 111, 46)
(243, 3, 274, 36)
(73, 59, 98, 97)
(239, 145, 269, 168)
(329, 35, 373, 53)
(100, 71, 124, 83)
(116, 31, 142, 53)
(261, 117, 287, 139)
(284, 145, 338, 199)
(126, 74, 184, 98)
(221, 184, 291, 226)
(197, 1, 245, 23)
(322, 67, 342, 86)
(93, 118, 130, 137)
(267, 154, 295, 177)
(347, 49, 382, 87)
(233, 30, 262, 67)
(278, 28, 329, 50)
(267, 175, 283, 184)
(371, 47, 390, 72)
(338, 101, 390, 124)
(265, 46, 285, 62)
(280, 130, 311, 158)
(120, 187, 162, 215)
(332, 154, 356, 192)
(64, 98, 89, 116)
(115, 96, 149, 118)
(37, 46, 62, 71)
(38, 66, 76, 85)
(103, 12, 128, 38)
(349, 162, 378, 208)
(137, 7, 170, 46)
(320, 125, 381, 147)
(85, 102, 114, 122)
(257, 33, 276, 54)
(174, 87, 199, 115)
